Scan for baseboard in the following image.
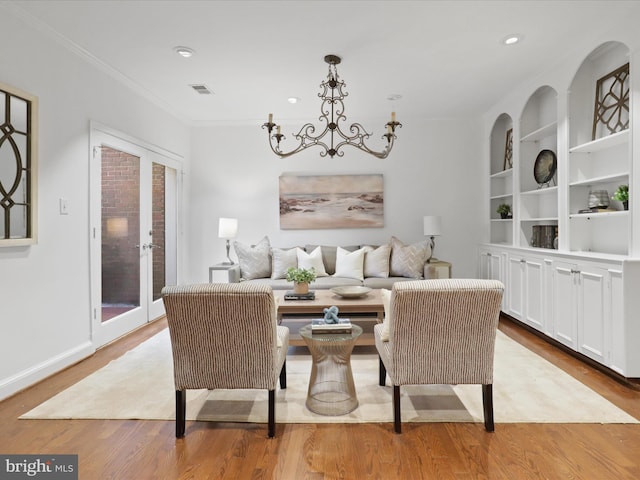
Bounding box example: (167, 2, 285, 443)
(501, 313, 640, 391)
(0, 340, 95, 401)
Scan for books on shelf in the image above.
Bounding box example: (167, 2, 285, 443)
(284, 291, 316, 300)
(311, 318, 352, 334)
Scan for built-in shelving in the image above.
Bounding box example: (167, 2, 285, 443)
(567, 41, 630, 256)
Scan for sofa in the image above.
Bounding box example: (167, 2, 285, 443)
(228, 235, 441, 290)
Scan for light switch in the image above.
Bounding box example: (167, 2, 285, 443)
(59, 198, 69, 215)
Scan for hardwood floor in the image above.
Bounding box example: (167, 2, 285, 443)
(1, 316, 639, 479)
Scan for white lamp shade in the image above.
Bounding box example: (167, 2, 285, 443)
(218, 217, 238, 239)
(423, 216, 442, 236)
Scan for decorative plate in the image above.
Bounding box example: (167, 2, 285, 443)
(330, 286, 372, 298)
(533, 149, 557, 185)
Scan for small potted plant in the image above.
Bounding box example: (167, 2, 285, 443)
(612, 184, 629, 210)
(286, 267, 317, 294)
(497, 203, 512, 219)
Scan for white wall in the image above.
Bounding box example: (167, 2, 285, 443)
(188, 116, 484, 283)
(0, 8, 190, 399)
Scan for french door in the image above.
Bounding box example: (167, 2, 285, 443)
(89, 125, 180, 347)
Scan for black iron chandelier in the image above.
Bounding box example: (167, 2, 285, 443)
(263, 55, 401, 159)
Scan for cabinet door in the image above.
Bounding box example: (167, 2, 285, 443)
(577, 266, 608, 364)
(524, 257, 545, 331)
(552, 261, 578, 349)
(507, 255, 525, 320)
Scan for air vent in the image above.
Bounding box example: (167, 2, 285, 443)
(190, 84, 213, 95)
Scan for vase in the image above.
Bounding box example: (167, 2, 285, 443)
(294, 282, 309, 295)
(623, 200, 629, 211)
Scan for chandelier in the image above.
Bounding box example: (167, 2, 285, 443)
(263, 55, 401, 159)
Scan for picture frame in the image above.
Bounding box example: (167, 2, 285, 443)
(592, 62, 629, 140)
(503, 128, 513, 170)
(0, 82, 38, 246)
(279, 174, 384, 229)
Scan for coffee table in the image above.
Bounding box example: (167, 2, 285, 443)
(299, 323, 363, 415)
(275, 289, 384, 346)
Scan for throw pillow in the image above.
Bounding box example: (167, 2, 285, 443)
(234, 236, 271, 280)
(271, 247, 298, 279)
(389, 236, 431, 278)
(296, 246, 328, 277)
(304, 244, 360, 275)
(272, 294, 282, 348)
(333, 246, 365, 281)
(380, 288, 391, 341)
(362, 244, 391, 278)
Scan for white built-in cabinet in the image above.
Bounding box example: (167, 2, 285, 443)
(480, 40, 640, 378)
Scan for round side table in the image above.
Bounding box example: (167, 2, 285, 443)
(299, 323, 363, 415)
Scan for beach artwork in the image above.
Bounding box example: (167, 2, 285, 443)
(279, 174, 384, 229)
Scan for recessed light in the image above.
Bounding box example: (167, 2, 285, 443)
(288, 97, 300, 104)
(174, 46, 195, 58)
(502, 34, 522, 46)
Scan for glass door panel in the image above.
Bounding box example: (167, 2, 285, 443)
(101, 146, 141, 321)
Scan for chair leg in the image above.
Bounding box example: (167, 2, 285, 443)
(482, 384, 494, 432)
(379, 356, 386, 386)
(279, 360, 287, 389)
(268, 389, 275, 438)
(176, 390, 186, 438)
(393, 385, 401, 434)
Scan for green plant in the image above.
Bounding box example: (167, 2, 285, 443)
(496, 203, 512, 215)
(612, 184, 629, 202)
(285, 267, 317, 284)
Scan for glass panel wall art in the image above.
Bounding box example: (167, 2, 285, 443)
(0, 83, 37, 246)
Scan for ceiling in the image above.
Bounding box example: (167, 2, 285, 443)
(7, 0, 640, 126)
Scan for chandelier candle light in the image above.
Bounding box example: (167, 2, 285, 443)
(263, 55, 401, 159)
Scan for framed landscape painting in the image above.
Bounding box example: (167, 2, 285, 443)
(279, 174, 384, 229)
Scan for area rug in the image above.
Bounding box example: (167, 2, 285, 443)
(21, 329, 638, 424)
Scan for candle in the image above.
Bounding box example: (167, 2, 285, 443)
(387, 125, 392, 134)
(277, 125, 281, 135)
(391, 111, 396, 123)
(269, 113, 273, 124)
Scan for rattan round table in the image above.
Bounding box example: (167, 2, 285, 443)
(299, 323, 363, 416)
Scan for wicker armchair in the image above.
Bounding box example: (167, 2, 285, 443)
(161, 283, 289, 438)
(375, 279, 504, 433)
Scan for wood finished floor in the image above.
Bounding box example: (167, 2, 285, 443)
(1, 316, 639, 480)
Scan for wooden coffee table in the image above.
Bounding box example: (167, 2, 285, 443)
(275, 289, 384, 346)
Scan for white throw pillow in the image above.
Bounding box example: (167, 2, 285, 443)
(271, 248, 298, 279)
(362, 244, 391, 278)
(296, 246, 328, 277)
(381, 288, 391, 341)
(333, 246, 365, 281)
(272, 294, 282, 347)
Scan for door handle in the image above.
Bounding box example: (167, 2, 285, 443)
(147, 243, 162, 250)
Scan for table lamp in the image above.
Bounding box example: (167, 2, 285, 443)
(218, 217, 238, 265)
(423, 216, 442, 262)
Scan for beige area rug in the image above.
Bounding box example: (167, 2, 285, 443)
(21, 329, 637, 424)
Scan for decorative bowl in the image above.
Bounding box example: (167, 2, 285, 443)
(330, 286, 372, 298)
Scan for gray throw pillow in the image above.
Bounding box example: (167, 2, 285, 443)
(234, 236, 271, 280)
(389, 236, 430, 278)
